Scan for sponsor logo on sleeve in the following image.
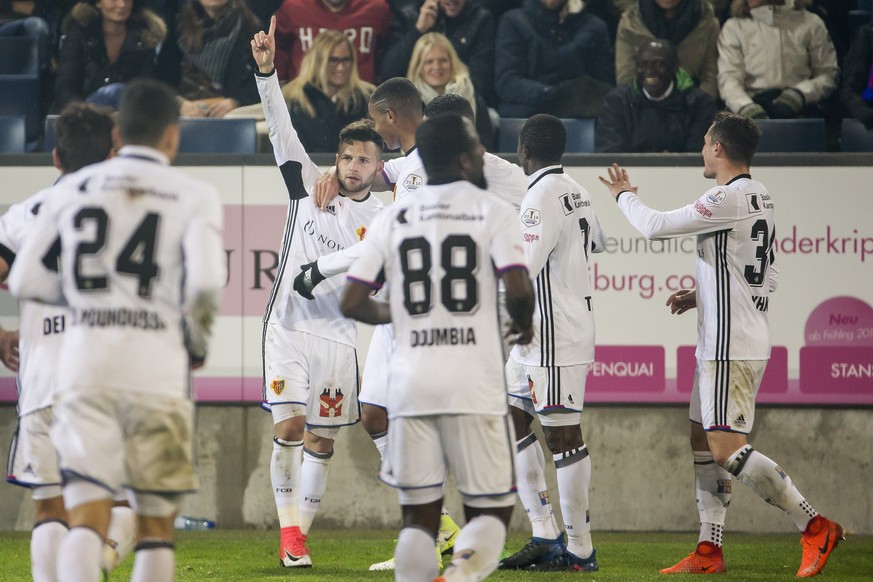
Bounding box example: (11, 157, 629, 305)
(706, 188, 727, 206)
(693, 200, 713, 218)
(523, 233, 540, 243)
(521, 208, 541, 227)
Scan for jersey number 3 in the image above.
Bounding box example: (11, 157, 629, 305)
(73, 207, 161, 298)
(399, 235, 479, 316)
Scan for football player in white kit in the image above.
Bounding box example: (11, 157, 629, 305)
(296, 88, 527, 570)
(1, 104, 135, 582)
(500, 115, 606, 573)
(341, 112, 535, 582)
(8, 79, 225, 582)
(251, 17, 387, 568)
(599, 111, 843, 577)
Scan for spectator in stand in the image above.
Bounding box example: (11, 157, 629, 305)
(281, 29, 374, 152)
(0, 1, 51, 70)
(495, 0, 614, 119)
(718, 0, 838, 120)
(596, 39, 716, 152)
(406, 32, 494, 148)
(615, 0, 720, 98)
(273, 0, 392, 84)
(381, 0, 496, 105)
(841, 14, 873, 130)
(54, 0, 166, 110)
(157, 0, 261, 118)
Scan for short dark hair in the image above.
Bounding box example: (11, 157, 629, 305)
(424, 93, 474, 122)
(338, 119, 385, 154)
(416, 113, 476, 176)
(55, 103, 114, 173)
(370, 77, 423, 119)
(520, 114, 566, 162)
(709, 110, 760, 165)
(118, 79, 180, 147)
(636, 38, 679, 68)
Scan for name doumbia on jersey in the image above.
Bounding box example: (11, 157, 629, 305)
(410, 326, 477, 347)
(70, 307, 167, 330)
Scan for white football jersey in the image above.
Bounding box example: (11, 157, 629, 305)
(511, 166, 606, 367)
(257, 72, 384, 347)
(0, 184, 67, 415)
(617, 174, 777, 360)
(347, 180, 527, 417)
(8, 146, 226, 399)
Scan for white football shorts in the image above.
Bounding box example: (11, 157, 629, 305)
(690, 358, 767, 434)
(6, 406, 61, 488)
(379, 413, 516, 499)
(358, 323, 395, 410)
(262, 323, 360, 428)
(52, 390, 196, 493)
(506, 359, 588, 426)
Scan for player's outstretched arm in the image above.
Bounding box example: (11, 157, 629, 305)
(666, 288, 697, 315)
(340, 280, 390, 325)
(502, 268, 534, 346)
(0, 327, 19, 372)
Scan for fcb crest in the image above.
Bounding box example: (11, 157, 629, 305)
(356, 225, 367, 240)
(271, 379, 285, 395)
(319, 388, 344, 418)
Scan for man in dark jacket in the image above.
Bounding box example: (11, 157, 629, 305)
(380, 0, 496, 103)
(495, 0, 613, 118)
(596, 39, 715, 153)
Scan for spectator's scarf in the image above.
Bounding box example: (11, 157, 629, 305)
(179, 9, 243, 86)
(638, 0, 701, 45)
(414, 76, 478, 118)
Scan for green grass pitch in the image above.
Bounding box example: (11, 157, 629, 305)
(0, 530, 870, 581)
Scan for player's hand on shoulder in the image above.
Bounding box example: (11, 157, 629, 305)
(0, 327, 19, 372)
(293, 261, 325, 300)
(313, 168, 341, 210)
(666, 288, 697, 315)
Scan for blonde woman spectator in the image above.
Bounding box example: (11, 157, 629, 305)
(718, 0, 838, 119)
(407, 32, 493, 148)
(615, 0, 720, 97)
(281, 30, 374, 152)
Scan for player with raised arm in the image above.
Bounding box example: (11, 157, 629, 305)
(340, 112, 535, 582)
(1, 103, 137, 582)
(251, 16, 386, 568)
(499, 114, 606, 573)
(598, 111, 843, 577)
(8, 79, 225, 582)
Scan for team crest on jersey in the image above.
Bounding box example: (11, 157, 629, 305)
(319, 388, 344, 418)
(270, 379, 285, 395)
(404, 174, 423, 191)
(521, 208, 541, 227)
(706, 189, 727, 206)
(356, 225, 367, 240)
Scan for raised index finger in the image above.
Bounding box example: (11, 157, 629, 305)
(268, 15, 276, 38)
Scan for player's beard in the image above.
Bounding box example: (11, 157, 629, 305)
(340, 170, 376, 194)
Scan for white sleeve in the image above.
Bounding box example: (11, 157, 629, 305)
(616, 187, 740, 240)
(181, 187, 226, 358)
(590, 212, 607, 254)
(491, 202, 527, 274)
(519, 188, 561, 277)
(256, 72, 322, 193)
(316, 243, 363, 279)
(381, 157, 402, 186)
(7, 200, 64, 305)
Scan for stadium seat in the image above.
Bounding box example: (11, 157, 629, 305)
(43, 114, 59, 152)
(754, 119, 826, 152)
(498, 117, 595, 153)
(0, 74, 40, 148)
(0, 115, 26, 153)
(0, 36, 40, 76)
(178, 118, 257, 154)
(840, 118, 873, 151)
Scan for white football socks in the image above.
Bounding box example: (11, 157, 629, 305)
(57, 526, 102, 582)
(555, 445, 593, 559)
(442, 514, 507, 581)
(514, 433, 560, 540)
(101, 504, 137, 571)
(394, 526, 439, 582)
(31, 519, 66, 582)
(693, 450, 730, 547)
(299, 448, 333, 536)
(271, 437, 302, 528)
(130, 541, 175, 582)
(371, 431, 389, 461)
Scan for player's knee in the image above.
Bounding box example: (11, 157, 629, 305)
(541, 424, 583, 454)
(361, 404, 388, 436)
(509, 404, 533, 437)
(274, 415, 305, 442)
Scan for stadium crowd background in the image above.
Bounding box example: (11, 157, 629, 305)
(2, 0, 873, 153)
